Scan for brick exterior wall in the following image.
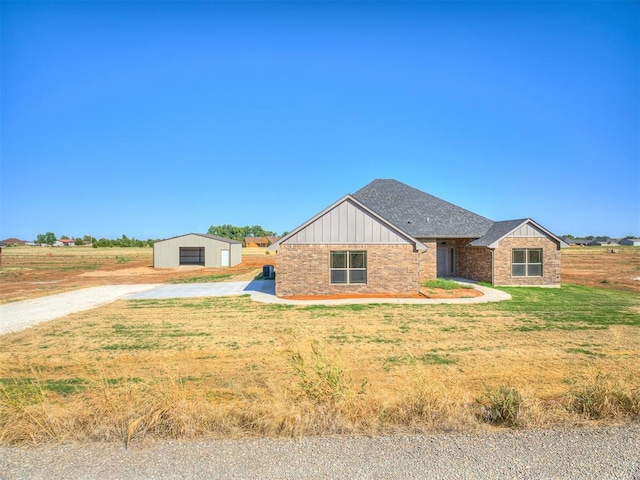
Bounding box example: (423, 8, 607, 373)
(275, 244, 423, 297)
(492, 237, 561, 286)
(418, 239, 437, 282)
(447, 238, 493, 283)
(415, 238, 492, 283)
(274, 235, 560, 296)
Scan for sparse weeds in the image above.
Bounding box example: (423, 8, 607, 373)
(286, 342, 356, 404)
(476, 385, 523, 427)
(567, 373, 640, 420)
(170, 274, 232, 284)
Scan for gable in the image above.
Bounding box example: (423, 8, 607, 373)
(470, 219, 565, 248)
(283, 198, 412, 245)
(506, 223, 547, 239)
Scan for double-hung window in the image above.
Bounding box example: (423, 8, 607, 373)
(512, 248, 543, 277)
(330, 251, 367, 284)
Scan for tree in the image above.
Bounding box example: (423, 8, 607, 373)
(74, 237, 85, 246)
(207, 225, 278, 244)
(36, 232, 56, 246)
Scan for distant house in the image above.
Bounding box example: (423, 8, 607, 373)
(0, 241, 5, 266)
(269, 179, 566, 298)
(2, 238, 27, 246)
(562, 237, 590, 246)
(244, 236, 280, 248)
(586, 239, 617, 246)
(154, 233, 242, 268)
(620, 238, 640, 246)
(53, 239, 75, 247)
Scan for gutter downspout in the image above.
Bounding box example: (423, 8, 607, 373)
(417, 247, 428, 295)
(487, 247, 495, 285)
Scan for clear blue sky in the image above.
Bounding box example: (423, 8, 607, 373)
(2, 1, 638, 241)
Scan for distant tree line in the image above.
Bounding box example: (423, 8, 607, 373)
(92, 235, 155, 248)
(562, 234, 638, 240)
(34, 232, 154, 247)
(207, 225, 279, 244)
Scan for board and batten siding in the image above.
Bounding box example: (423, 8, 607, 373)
(284, 199, 411, 245)
(153, 234, 241, 268)
(506, 223, 547, 239)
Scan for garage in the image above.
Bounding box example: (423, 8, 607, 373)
(179, 247, 205, 266)
(153, 233, 242, 268)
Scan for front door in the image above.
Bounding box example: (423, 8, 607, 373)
(437, 246, 448, 277)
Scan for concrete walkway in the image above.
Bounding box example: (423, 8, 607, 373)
(1, 280, 510, 335)
(124, 279, 511, 305)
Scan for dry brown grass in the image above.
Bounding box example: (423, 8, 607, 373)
(561, 246, 640, 293)
(1, 294, 638, 445)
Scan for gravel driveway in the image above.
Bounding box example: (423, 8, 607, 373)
(1, 426, 639, 479)
(0, 285, 159, 335)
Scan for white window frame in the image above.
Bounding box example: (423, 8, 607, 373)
(330, 250, 367, 284)
(512, 248, 543, 277)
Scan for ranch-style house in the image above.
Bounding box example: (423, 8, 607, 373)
(269, 179, 566, 297)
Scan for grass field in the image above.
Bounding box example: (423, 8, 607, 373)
(0, 246, 638, 445)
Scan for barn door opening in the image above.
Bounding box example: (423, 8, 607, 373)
(180, 247, 205, 266)
(220, 249, 230, 267)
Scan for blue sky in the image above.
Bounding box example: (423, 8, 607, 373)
(2, 1, 638, 241)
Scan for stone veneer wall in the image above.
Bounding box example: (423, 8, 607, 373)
(275, 243, 423, 297)
(492, 237, 561, 286)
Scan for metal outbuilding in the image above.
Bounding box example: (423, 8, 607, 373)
(153, 233, 242, 268)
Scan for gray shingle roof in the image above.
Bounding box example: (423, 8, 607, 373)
(352, 179, 494, 238)
(468, 219, 529, 247)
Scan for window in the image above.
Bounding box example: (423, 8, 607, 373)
(512, 248, 542, 277)
(330, 251, 367, 284)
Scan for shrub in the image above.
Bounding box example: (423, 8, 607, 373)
(567, 373, 640, 420)
(476, 385, 523, 427)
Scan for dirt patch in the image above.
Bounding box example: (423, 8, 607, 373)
(561, 247, 640, 294)
(283, 288, 484, 300)
(0, 247, 274, 303)
(283, 293, 425, 300)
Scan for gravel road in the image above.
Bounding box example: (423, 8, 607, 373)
(1, 426, 639, 479)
